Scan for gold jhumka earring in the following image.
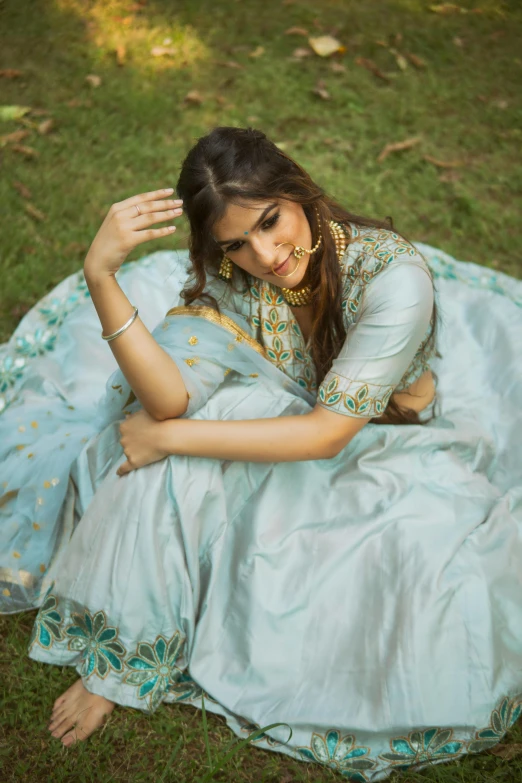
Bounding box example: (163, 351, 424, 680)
(218, 255, 233, 281)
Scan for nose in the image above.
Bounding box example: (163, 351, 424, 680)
(250, 235, 279, 269)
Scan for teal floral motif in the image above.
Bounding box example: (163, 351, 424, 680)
(15, 328, 56, 357)
(168, 671, 203, 703)
(29, 585, 63, 650)
(0, 355, 26, 393)
(318, 376, 343, 407)
(379, 727, 464, 769)
(124, 631, 185, 710)
(468, 696, 522, 753)
(65, 609, 126, 679)
(297, 730, 376, 781)
(318, 375, 393, 418)
(344, 384, 393, 417)
(38, 292, 83, 327)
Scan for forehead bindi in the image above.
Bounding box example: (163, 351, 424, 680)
(213, 202, 276, 241)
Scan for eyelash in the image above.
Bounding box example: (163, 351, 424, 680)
(226, 211, 280, 253)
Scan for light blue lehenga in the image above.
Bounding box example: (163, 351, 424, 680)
(1, 224, 522, 781)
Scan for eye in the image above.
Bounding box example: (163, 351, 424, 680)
(226, 241, 243, 253)
(262, 212, 280, 229)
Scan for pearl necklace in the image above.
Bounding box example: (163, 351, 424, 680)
(280, 220, 348, 307)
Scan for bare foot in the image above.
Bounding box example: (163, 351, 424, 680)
(48, 678, 115, 747)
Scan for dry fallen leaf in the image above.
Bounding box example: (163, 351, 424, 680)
(453, 36, 465, 47)
(184, 90, 204, 106)
(25, 203, 46, 221)
(151, 46, 176, 57)
(424, 155, 466, 168)
(116, 44, 127, 65)
(355, 58, 391, 83)
(285, 26, 309, 36)
(492, 99, 509, 109)
(0, 105, 31, 121)
(13, 180, 32, 199)
(0, 69, 24, 78)
(247, 115, 259, 123)
(29, 108, 50, 117)
(309, 35, 343, 57)
(406, 52, 427, 69)
(377, 137, 421, 163)
(218, 60, 244, 69)
(389, 47, 408, 71)
(488, 744, 522, 760)
(85, 74, 102, 87)
(67, 98, 92, 108)
(423, 154, 466, 168)
(330, 62, 346, 73)
(38, 118, 54, 135)
(429, 3, 467, 13)
(312, 80, 331, 100)
(11, 143, 39, 159)
(249, 46, 265, 58)
(0, 129, 30, 146)
(291, 47, 312, 60)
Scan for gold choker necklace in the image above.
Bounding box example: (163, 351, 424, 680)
(280, 220, 347, 307)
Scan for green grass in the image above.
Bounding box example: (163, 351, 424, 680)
(1, 0, 522, 780)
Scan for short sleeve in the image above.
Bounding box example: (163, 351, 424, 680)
(317, 261, 434, 418)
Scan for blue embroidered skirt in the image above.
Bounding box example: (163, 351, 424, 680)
(1, 245, 521, 781)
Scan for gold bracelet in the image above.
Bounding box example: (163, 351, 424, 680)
(101, 306, 139, 342)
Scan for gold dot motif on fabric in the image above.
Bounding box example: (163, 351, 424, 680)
(65, 433, 71, 437)
(40, 564, 46, 573)
(31, 421, 38, 429)
(188, 336, 198, 345)
(27, 453, 34, 459)
(33, 522, 41, 531)
(37, 497, 44, 506)
(18, 425, 26, 432)
(162, 321, 169, 330)
(67, 405, 75, 410)
(224, 368, 232, 376)
(184, 358, 200, 367)
(15, 445, 25, 451)
(13, 552, 21, 559)
(2, 482, 8, 489)
(250, 373, 259, 378)
(227, 343, 235, 351)
(2, 588, 10, 597)
(51, 478, 59, 486)
(235, 335, 243, 342)
(43, 481, 51, 489)
(187, 393, 192, 399)
(81, 437, 88, 443)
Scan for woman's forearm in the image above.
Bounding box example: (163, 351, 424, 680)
(84, 267, 188, 420)
(158, 412, 338, 463)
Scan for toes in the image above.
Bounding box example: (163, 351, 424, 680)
(50, 715, 76, 740)
(61, 729, 78, 747)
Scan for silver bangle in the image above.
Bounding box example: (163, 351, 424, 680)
(101, 306, 139, 342)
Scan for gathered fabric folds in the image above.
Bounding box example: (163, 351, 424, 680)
(1, 244, 522, 781)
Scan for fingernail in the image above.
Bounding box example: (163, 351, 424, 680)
(174, 199, 183, 205)
(163, 187, 174, 194)
(168, 226, 176, 232)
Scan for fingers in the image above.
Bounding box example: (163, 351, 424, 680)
(128, 199, 183, 217)
(116, 460, 133, 477)
(114, 188, 179, 211)
(132, 207, 183, 230)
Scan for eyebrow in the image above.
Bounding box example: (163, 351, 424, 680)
(215, 202, 278, 246)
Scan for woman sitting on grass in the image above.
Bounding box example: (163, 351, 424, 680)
(1, 126, 521, 780)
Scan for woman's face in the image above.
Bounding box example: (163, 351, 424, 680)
(212, 199, 313, 288)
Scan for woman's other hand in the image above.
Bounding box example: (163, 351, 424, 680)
(84, 188, 183, 279)
(117, 409, 171, 476)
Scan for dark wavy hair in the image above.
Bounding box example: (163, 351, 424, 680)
(176, 126, 439, 425)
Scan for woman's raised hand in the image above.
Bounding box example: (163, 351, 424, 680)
(84, 188, 183, 279)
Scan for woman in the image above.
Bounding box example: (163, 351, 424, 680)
(1, 127, 521, 780)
